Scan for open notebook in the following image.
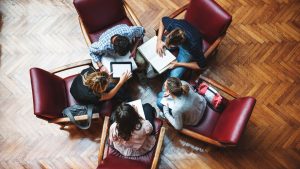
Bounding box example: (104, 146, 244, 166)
(127, 99, 145, 119)
(101, 52, 137, 73)
(138, 36, 176, 74)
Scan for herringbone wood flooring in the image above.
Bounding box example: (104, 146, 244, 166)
(0, 0, 299, 168)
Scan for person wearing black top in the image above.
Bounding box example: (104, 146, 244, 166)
(156, 17, 206, 78)
(70, 67, 131, 105)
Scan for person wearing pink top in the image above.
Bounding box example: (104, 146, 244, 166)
(109, 103, 156, 156)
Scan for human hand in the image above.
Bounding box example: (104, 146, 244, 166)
(156, 40, 165, 57)
(130, 49, 137, 58)
(168, 61, 178, 69)
(119, 70, 132, 85)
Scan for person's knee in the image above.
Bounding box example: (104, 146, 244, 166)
(169, 68, 185, 78)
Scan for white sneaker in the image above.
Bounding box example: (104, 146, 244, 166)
(146, 65, 158, 78)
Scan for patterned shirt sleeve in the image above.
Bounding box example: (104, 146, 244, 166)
(89, 42, 105, 63)
(128, 26, 145, 39)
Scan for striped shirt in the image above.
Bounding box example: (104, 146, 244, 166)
(89, 24, 144, 63)
(162, 17, 206, 68)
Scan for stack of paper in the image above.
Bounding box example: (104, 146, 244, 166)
(127, 99, 145, 119)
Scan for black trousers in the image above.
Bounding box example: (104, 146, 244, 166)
(142, 103, 156, 133)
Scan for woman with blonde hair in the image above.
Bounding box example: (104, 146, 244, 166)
(157, 77, 207, 130)
(70, 67, 131, 104)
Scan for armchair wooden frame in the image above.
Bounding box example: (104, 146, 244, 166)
(156, 3, 226, 58)
(46, 59, 107, 124)
(98, 116, 166, 169)
(179, 75, 239, 147)
(78, 1, 142, 47)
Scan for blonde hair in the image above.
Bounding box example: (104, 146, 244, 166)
(165, 28, 186, 47)
(166, 77, 189, 97)
(81, 71, 110, 96)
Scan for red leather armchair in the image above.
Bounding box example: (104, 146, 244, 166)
(179, 75, 256, 147)
(30, 59, 112, 125)
(97, 117, 165, 169)
(73, 0, 142, 46)
(166, 0, 232, 58)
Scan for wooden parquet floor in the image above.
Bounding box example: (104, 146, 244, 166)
(0, 0, 299, 168)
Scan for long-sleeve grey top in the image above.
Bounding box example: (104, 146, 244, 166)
(163, 81, 207, 130)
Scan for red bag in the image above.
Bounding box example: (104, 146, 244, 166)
(197, 82, 224, 112)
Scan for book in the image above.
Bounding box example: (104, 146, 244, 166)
(138, 36, 176, 74)
(101, 52, 137, 73)
(127, 99, 145, 119)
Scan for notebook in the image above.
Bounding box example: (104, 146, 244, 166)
(101, 52, 137, 73)
(138, 36, 176, 74)
(127, 99, 145, 119)
(110, 62, 132, 78)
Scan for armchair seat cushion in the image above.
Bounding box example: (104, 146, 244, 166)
(202, 39, 210, 53)
(184, 106, 221, 136)
(97, 155, 147, 169)
(88, 18, 133, 43)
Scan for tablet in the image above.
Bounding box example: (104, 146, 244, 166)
(110, 62, 132, 78)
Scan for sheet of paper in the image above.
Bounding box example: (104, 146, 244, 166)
(101, 52, 137, 73)
(127, 99, 145, 119)
(111, 63, 132, 78)
(138, 36, 176, 73)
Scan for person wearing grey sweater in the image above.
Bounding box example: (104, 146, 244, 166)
(157, 77, 207, 130)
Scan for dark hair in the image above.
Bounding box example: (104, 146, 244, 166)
(165, 28, 185, 47)
(113, 35, 130, 56)
(114, 103, 142, 141)
(166, 77, 189, 97)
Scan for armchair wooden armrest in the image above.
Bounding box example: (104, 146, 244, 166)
(204, 36, 224, 58)
(98, 116, 110, 163)
(78, 17, 92, 46)
(50, 113, 100, 123)
(169, 4, 189, 19)
(49, 59, 93, 74)
(151, 127, 166, 169)
(180, 128, 224, 147)
(123, 1, 142, 26)
(199, 75, 240, 98)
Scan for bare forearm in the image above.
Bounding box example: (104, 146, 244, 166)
(177, 62, 200, 70)
(157, 20, 164, 41)
(100, 82, 124, 101)
(132, 37, 143, 51)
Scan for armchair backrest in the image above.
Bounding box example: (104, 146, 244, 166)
(30, 68, 68, 119)
(212, 97, 256, 144)
(73, 0, 126, 33)
(184, 0, 232, 43)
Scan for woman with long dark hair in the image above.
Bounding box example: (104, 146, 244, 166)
(109, 103, 156, 156)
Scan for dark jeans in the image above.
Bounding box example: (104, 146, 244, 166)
(142, 103, 156, 133)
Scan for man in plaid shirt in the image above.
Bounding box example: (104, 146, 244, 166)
(89, 24, 145, 72)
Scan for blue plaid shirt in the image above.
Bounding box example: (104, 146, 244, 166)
(89, 24, 144, 63)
